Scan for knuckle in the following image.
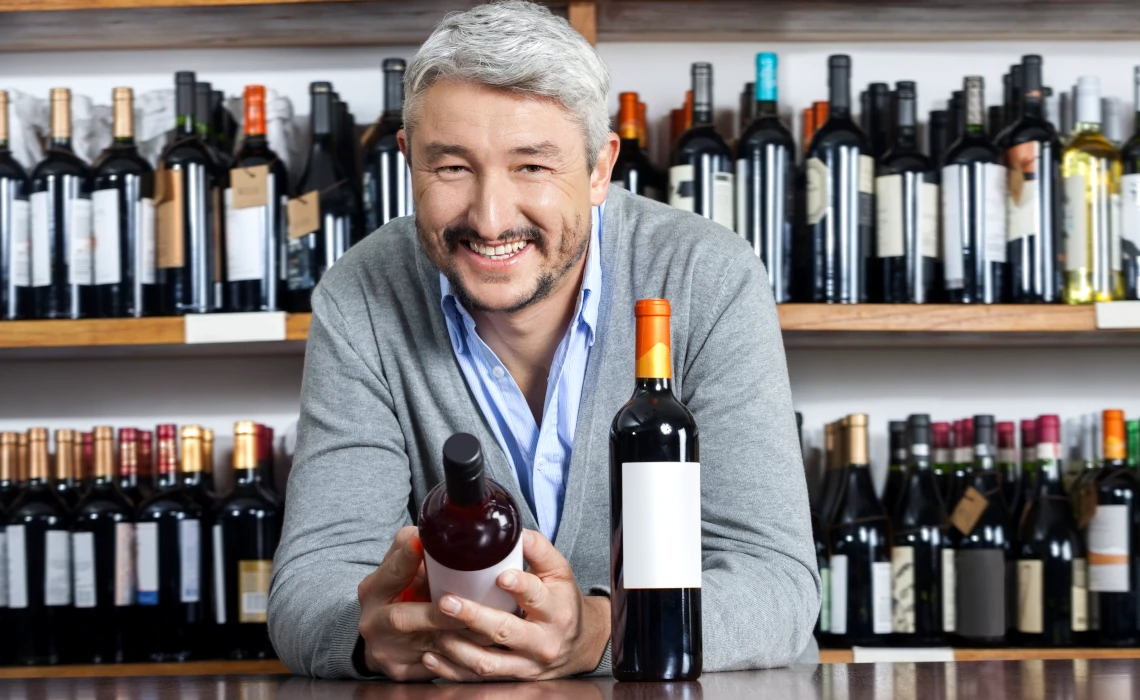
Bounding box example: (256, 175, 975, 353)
(536, 644, 560, 666)
(492, 618, 513, 645)
(474, 657, 498, 678)
(385, 605, 407, 633)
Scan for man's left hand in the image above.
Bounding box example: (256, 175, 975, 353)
(422, 529, 610, 681)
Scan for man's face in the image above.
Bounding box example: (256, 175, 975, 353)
(401, 81, 612, 314)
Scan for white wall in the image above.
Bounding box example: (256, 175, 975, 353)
(3, 40, 1140, 492)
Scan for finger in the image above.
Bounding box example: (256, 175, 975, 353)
(497, 569, 553, 622)
(430, 632, 543, 681)
(364, 529, 425, 602)
(421, 651, 485, 683)
(376, 601, 468, 635)
(437, 595, 546, 653)
(520, 530, 573, 580)
(456, 629, 498, 647)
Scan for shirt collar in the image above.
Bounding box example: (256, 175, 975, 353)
(440, 201, 606, 353)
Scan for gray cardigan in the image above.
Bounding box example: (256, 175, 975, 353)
(268, 185, 821, 678)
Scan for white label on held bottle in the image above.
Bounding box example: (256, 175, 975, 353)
(622, 461, 702, 589)
(424, 536, 524, 614)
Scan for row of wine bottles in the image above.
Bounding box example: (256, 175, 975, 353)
(812, 409, 1140, 648)
(0, 60, 410, 320)
(615, 53, 1140, 305)
(0, 422, 282, 665)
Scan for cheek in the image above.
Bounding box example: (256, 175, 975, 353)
(416, 179, 471, 228)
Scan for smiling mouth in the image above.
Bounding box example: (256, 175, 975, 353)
(466, 239, 531, 261)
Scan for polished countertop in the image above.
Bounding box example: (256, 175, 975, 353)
(0, 659, 1135, 700)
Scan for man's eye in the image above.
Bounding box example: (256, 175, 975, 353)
(438, 165, 466, 174)
(520, 164, 546, 173)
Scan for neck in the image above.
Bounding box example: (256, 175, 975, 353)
(176, 114, 196, 137)
(50, 136, 72, 150)
(1023, 98, 1044, 120)
(756, 100, 778, 119)
(235, 466, 259, 486)
(893, 126, 917, 152)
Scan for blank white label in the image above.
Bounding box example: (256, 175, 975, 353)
(941, 165, 963, 289)
(140, 198, 156, 284)
(425, 537, 523, 613)
(668, 164, 695, 213)
(872, 560, 893, 634)
(875, 174, 904, 258)
(1064, 174, 1088, 271)
(69, 197, 93, 285)
(92, 189, 122, 285)
(1088, 504, 1130, 592)
(115, 522, 135, 606)
(136, 521, 159, 605)
(7, 525, 26, 609)
(942, 548, 956, 632)
(921, 182, 939, 259)
(984, 163, 1008, 263)
(621, 462, 701, 589)
(829, 554, 848, 635)
(213, 524, 226, 624)
(30, 191, 50, 287)
(0, 530, 7, 607)
(1123, 173, 1140, 247)
(73, 531, 97, 608)
(734, 159, 747, 237)
(712, 171, 735, 231)
(225, 188, 267, 282)
(10, 199, 30, 286)
(44, 530, 71, 606)
(180, 519, 201, 603)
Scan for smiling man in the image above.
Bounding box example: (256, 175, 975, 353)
(268, 0, 819, 682)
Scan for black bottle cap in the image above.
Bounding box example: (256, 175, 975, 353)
(443, 433, 486, 507)
(383, 58, 406, 72)
(869, 82, 889, 96)
(310, 81, 333, 94)
(175, 71, 196, 85)
(829, 54, 851, 69)
(973, 415, 996, 449)
(907, 414, 932, 451)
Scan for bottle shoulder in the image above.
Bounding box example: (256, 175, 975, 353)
(674, 126, 732, 162)
(736, 117, 795, 155)
(1064, 133, 1122, 163)
(1004, 119, 1061, 151)
(611, 388, 698, 436)
(809, 117, 870, 154)
(31, 150, 92, 182)
(0, 151, 28, 181)
(943, 136, 1001, 165)
(878, 150, 934, 175)
(94, 145, 152, 177)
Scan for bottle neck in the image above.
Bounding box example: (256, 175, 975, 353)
(691, 68, 713, 127)
(384, 68, 404, 118)
(893, 92, 917, 152)
(754, 55, 778, 120)
(635, 314, 673, 384)
(828, 69, 850, 118)
(1036, 442, 1063, 487)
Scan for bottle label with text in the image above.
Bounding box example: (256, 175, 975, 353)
(890, 546, 915, 634)
(136, 521, 159, 605)
(225, 185, 269, 282)
(239, 559, 273, 623)
(1072, 557, 1089, 631)
(1087, 504, 1130, 592)
(45, 530, 71, 606)
(115, 522, 135, 606)
(6, 525, 27, 609)
(9, 198, 30, 287)
(941, 548, 956, 632)
(73, 531, 97, 608)
(93, 188, 123, 285)
(621, 461, 701, 589)
(30, 191, 50, 287)
(179, 519, 201, 603)
(69, 197, 93, 286)
(1063, 174, 1089, 271)
(1016, 559, 1043, 633)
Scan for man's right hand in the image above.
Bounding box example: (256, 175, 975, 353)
(357, 525, 466, 681)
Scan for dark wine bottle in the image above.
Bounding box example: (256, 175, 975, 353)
(30, 88, 94, 320)
(736, 52, 795, 303)
(214, 421, 280, 659)
(876, 81, 940, 304)
(997, 421, 1022, 526)
(286, 82, 357, 313)
(946, 418, 975, 508)
(0, 90, 31, 320)
(136, 424, 206, 661)
(226, 85, 287, 313)
(1120, 66, 1140, 300)
(932, 421, 953, 502)
(1003, 55, 1062, 304)
(929, 110, 949, 168)
(0, 432, 18, 509)
(1086, 409, 1139, 646)
(195, 82, 226, 313)
(813, 420, 841, 643)
(157, 72, 219, 315)
(891, 414, 950, 645)
(942, 76, 1008, 304)
(6, 428, 71, 665)
(828, 413, 891, 646)
(609, 299, 701, 680)
(210, 89, 236, 166)
(1018, 418, 1039, 514)
(950, 90, 965, 143)
(52, 429, 81, 511)
(669, 63, 734, 231)
(92, 87, 156, 319)
(72, 426, 134, 663)
(613, 91, 664, 200)
(255, 424, 280, 505)
(362, 59, 413, 233)
(201, 428, 218, 500)
(806, 55, 873, 304)
(116, 428, 145, 518)
(862, 82, 891, 160)
(949, 415, 1011, 646)
(883, 420, 908, 517)
(1016, 414, 1087, 647)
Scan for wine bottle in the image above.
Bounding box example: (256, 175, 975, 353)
(994, 66, 1023, 145)
(211, 89, 236, 166)
(862, 82, 891, 160)
(117, 428, 146, 511)
(286, 82, 357, 313)
(1086, 409, 1139, 646)
(138, 429, 155, 501)
(1103, 98, 1123, 148)
(736, 53, 795, 303)
(6, 428, 71, 665)
(669, 63, 734, 231)
(950, 415, 1011, 646)
(157, 72, 220, 315)
(0, 432, 18, 509)
(998, 421, 1021, 523)
(876, 81, 940, 304)
(949, 90, 965, 143)
(942, 76, 1008, 304)
(195, 81, 226, 313)
(1070, 413, 1100, 521)
(891, 414, 950, 646)
(929, 110, 949, 167)
(1062, 76, 1124, 304)
(362, 58, 413, 233)
(226, 85, 288, 313)
(883, 420, 908, 517)
(1003, 56, 1062, 304)
(806, 55, 873, 304)
(72, 425, 134, 664)
(608, 299, 702, 680)
(813, 421, 841, 642)
(419, 432, 523, 609)
(637, 99, 649, 152)
(136, 424, 206, 661)
(0, 90, 30, 320)
(52, 429, 81, 510)
(92, 87, 156, 319)
(201, 428, 217, 499)
(214, 421, 281, 659)
(827, 413, 891, 646)
(614, 92, 664, 201)
(932, 421, 953, 502)
(256, 424, 280, 503)
(180, 426, 215, 513)
(1016, 414, 1087, 647)
(946, 418, 975, 508)
(30, 88, 94, 320)
(1118, 66, 1140, 300)
(1018, 418, 1039, 514)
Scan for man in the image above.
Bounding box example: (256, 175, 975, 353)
(268, 0, 819, 682)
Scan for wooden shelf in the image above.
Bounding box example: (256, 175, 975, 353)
(0, 313, 312, 349)
(820, 647, 1140, 665)
(0, 659, 288, 679)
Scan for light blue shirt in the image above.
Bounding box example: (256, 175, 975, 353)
(440, 203, 604, 542)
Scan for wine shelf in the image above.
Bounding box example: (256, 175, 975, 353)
(0, 660, 288, 679)
(819, 648, 1140, 665)
(0, 313, 310, 349)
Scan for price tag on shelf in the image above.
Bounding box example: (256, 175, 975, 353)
(1095, 301, 1140, 329)
(184, 312, 287, 345)
(852, 647, 955, 663)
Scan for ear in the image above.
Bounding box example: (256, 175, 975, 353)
(589, 132, 621, 207)
(397, 128, 409, 161)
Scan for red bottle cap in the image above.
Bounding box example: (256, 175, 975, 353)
(1036, 414, 1060, 445)
(1020, 419, 1036, 446)
(932, 422, 951, 449)
(997, 421, 1015, 449)
(156, 424, 176, 440)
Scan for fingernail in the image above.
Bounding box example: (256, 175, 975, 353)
(423, 653, 438, 669)
(440, 596, 462, 614)
(500, 571, 517, 588)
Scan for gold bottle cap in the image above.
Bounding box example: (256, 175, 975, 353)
(93, 427, 115, 479)
(28, 427, 48, 441)
(846, 413, 869, 466)
(28, 429, 50, 480)
(50, 88, 71, 140)
(55, 429, 75, 480)
(181, 425, 202, 473)
(0, 90, 8, 143)
(112, 87, 134, 140)
(0, 431, 17, 445)
(0, 433, 15, 481)
(233, 421, 259, 470)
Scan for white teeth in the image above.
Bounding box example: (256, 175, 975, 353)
(467, 239, 528, 260)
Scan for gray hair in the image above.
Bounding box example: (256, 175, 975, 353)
(404, 0, 611, 172)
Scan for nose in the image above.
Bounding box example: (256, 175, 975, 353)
(467, 170, 519, 240)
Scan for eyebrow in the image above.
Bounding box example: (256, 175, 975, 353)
(422, 140, 563, 164)
(423, 142, 471, 164)
(510, 141, 561, 158)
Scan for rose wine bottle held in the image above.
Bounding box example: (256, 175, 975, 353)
(610, 298, 702, 681)
(418, 433, 523, 612)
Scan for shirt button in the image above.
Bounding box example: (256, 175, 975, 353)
(492, 366, 506, 379)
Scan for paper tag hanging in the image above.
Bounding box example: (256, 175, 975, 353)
(231, 165, 270, 210)
(950, 486, 989, 535)
(287, 191, 320, 240)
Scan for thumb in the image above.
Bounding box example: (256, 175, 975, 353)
(365, 526, 425, 602)
(521, 529, 572, 581)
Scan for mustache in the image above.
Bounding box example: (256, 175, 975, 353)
(443, 225, 547, 254)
